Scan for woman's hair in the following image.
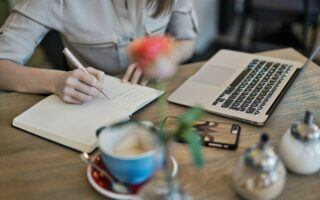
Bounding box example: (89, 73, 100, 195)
(147, 0, 174, 18)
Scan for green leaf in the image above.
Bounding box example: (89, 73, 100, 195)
(159, 107, 205, 167)
(180, 107, 204, 125)
(181, 128, 204, 167)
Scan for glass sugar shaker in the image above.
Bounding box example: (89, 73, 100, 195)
(233, 134, 286, 200)
(280, 111, 320, 174)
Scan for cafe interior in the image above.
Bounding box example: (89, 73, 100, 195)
(0, 0, 320, 200)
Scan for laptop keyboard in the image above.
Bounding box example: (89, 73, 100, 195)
(212, 59, 292, 115)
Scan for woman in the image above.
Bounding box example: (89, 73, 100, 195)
(0, 0, 198, 104)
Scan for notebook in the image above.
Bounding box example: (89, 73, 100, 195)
(12, 75, 164, 153)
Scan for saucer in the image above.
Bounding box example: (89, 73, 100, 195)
(87, 153, 179, 200)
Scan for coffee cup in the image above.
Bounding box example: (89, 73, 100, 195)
(96, 121, 163, 184)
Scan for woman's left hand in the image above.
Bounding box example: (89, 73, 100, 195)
(122, 63, 150, 86)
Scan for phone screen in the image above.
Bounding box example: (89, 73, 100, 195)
(192, 121, 241, 150)
(162, 117, 241, 150)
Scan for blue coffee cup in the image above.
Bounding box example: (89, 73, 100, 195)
(97, 121, 163, 185)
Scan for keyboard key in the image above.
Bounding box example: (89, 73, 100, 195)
(231, 102, 241, 108)
(212, 101, 218, 105)
(222, 99, 233, 108)
(251, 59, 259, 65)
(216, 97, 225, 102)
(242, 91, 250, 96)
(241, 101, 250, 107)
(246, 107, 256, 114)
(252, 102, 260, 107)
(230, 106, 240, 111)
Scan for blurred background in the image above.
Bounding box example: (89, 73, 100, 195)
(191, 0, 320, 63)
(0, 0, 319, 68)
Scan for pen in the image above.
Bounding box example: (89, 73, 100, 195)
(62, 48, 111, 99)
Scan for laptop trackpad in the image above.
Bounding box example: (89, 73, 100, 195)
(193, 66, 235, 86)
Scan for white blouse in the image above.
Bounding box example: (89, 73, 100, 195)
(0, 0, 199, 75)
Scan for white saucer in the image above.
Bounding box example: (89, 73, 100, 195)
(87, 153, 179, 200)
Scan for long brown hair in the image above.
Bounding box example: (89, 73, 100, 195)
(147, 0, 174, 18)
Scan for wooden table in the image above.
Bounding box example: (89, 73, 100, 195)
(1, 48, 320, 200)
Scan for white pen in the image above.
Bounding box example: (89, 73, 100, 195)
(62, 48, 111, 99)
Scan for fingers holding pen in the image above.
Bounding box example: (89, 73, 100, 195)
(55, 68, 106, 104)
(74, 68, 105, 93)
(73, 69, 97, 87)
(66, 76, 100, 97)
(62, 96, 82, 104)
(63, 86, 94, 103)
(63, 75, 96, 103)
(86, 67, 105, 82)
(61, 48, 108, 102)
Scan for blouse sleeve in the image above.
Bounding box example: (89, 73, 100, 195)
(0, 0, 63, 65)
(166, 0, 199, 40)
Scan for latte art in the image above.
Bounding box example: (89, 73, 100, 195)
(113, 133, 148, 156)
(111, 124, 154, 157)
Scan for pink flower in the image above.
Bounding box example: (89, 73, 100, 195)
(128, 36, 176, 79)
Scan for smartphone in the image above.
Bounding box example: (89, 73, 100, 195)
(162, 117, 241, 150)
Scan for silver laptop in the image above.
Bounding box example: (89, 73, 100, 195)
(168, 48, 319, 126)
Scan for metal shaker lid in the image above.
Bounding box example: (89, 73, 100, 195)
(244, 134, 279, 172)
(291, 111, 320, 142)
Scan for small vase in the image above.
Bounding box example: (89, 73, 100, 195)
(138, 142, 191, 200)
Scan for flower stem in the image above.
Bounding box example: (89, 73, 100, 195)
(156, 81, 168, 121)
(155, 81, 176, 198)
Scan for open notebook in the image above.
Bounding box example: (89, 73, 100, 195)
(12, 75, 164, 153)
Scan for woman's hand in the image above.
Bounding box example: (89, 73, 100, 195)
(122, 63, 150, 86)
(54, 67, 105, 104)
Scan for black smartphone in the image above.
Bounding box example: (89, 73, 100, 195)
(162, 117, 241, 150)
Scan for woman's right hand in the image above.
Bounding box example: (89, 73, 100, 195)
(54, 67, 105, 104)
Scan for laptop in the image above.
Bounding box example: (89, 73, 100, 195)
(168, 47, 320, 126)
